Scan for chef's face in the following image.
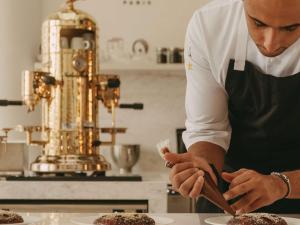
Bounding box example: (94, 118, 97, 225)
(244, 0, 300, 57)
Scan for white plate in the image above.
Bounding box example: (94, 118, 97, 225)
(151, 216, 174, 225)
(205, 215, 300, 225)
(5, 215, 43, 225)
(71, 215, 174, 225)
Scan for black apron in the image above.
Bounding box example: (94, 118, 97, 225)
(196, 10, 300, 213)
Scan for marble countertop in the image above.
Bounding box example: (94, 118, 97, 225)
(11, 213, 300, 225)
(0, 180, 168, 213)
(11, 213, 200, 225)
(0, 171, 171, 213)
(198, 213, 300, 225)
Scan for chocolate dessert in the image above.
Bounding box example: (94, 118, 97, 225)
(93, 213, 155, 225)
(227, 213, 288, 225)
(0, 210, 24, 224)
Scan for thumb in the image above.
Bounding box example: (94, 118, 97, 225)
(164, 152, 192, 164)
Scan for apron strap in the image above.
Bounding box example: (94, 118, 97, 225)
(234, 9, 249, 71)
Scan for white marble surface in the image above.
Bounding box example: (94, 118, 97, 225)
(4, 212, 300, 225)
(105, 171, 170, 182)
(14, 213, 201, 225)
(198, 213, 300, 225)
(0, 180, 167, 213)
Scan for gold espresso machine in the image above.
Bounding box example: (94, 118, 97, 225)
(0, 0, 143, 174)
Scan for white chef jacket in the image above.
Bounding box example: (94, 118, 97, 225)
(182, 0, 300, 151)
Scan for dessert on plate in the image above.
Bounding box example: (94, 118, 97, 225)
(227, 213, 288, 225)
(0, 210, 24, 224)
(93, 213, 155, 225)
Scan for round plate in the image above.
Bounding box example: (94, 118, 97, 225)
(205, 215, 300, 225)
(71, 214, 174, 225)
(151, 216, 174, 225)
(10, 215, 43, 225)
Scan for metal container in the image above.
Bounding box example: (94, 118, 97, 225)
(111, 145, 140, 175)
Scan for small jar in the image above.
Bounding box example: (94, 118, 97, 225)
(156, 47, 169, 64)
(170, 47, 184, 64)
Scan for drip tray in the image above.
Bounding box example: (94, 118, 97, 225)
(5, 175, 142, 182)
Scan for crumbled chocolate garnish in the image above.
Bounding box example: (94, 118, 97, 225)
(0, 210, 24, 224)
(227, 213, 288, 225)
(93, 213, 155, 225)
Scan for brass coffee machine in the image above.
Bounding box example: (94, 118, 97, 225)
(0, 0, 143, 174)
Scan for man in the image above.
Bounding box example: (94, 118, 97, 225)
(165, 0, 300, 213)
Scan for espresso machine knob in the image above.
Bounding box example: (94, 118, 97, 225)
(107, 78, 121, 88)
(92, 140, 102, 147)
(42, 76, 56, 86)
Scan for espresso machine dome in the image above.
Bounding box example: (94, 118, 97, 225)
(0, 0, 143, 174)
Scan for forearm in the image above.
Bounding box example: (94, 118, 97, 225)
(283, 170, 300, 199)
(188, 141, 226, 173)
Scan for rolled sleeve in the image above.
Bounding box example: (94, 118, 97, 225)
(183, 12, 231, 151)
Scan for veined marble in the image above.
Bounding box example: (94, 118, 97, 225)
(0, 181, 167, 213)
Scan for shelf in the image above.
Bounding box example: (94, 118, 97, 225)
(35, 62, 186, 75)
(100, 63, 185, 75)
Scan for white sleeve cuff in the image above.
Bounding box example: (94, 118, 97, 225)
(182, 128, 231, 152)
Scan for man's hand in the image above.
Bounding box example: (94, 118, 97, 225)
(164, 151, 217, 198)
(222, 169, 288, 214)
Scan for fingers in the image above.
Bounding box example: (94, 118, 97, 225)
(222, 168, 248, 183)
(169, 162, 194, 181)
(222, 170, 275, 214)
(178, 170, 205, 197)
(171, 166, 198, 190)
(164, 152, 191, 164)
(164, 152, 216, 183)
(189, 175, 205, 198)
(188, 156, 218, 185)
(240, 198, 265, 213)
(160, 147, 170, 155)
(229, 170, 254, 189)
(223, 180, 254, 201)
(165, 152, 218, 197)
(231, 190, 260, 213)
(168, 160, 205, 198)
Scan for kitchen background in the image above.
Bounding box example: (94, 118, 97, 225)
(0, 0, 209, 175)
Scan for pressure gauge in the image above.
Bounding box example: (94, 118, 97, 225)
(72, 54, 88, 72)
(132, 39, 149, 56)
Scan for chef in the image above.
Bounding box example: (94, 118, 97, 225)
(165, 0, 300, 213)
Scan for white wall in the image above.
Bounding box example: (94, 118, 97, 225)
(0, 0, 42, 141)
(41, 0, 210, 64)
